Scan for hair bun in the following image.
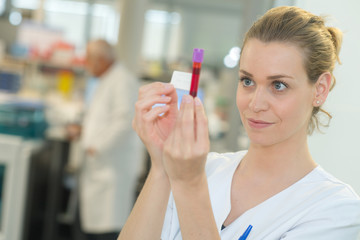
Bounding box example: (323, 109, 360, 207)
(327, 27, 343, 64)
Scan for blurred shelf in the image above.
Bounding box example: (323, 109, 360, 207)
(1, 55, 85, 76)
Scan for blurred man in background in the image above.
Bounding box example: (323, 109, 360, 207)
(68, 39, 143, 240)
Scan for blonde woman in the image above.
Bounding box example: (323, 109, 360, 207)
(119, 6, 360, 240)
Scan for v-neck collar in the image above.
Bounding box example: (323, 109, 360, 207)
(212, 151, 320, 232)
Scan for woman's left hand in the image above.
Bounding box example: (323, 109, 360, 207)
(162, 95, 210, 184)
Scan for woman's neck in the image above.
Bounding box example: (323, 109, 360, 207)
(240, 134, 317, 181)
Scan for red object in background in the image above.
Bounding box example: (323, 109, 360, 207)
(53, 41, 74, 50)
(71, 56, 86, 67)
(49, 41, 76, 66)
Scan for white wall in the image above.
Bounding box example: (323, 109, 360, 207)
(289, 0, 360, 194)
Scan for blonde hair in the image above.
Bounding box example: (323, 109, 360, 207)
(242, 6, 342, 134)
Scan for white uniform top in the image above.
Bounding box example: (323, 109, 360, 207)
(80, 62, 143, 233)
(161, 151, 360, 240)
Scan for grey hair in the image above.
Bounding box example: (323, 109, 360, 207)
(87, 39, 116, 61)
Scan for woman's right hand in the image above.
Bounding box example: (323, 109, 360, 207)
(132, 82, 178, 174)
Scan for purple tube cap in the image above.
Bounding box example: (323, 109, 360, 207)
(193, 48, 204, 63)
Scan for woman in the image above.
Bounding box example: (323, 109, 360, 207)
(119, 6, 360, 239)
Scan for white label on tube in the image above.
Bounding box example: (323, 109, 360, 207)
(170, 71, 191, 90)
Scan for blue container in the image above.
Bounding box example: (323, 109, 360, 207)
(0, 71, 21, 93)
(0, 101, 48, 139)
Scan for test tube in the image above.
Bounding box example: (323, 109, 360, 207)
(189, 48, 204, 97)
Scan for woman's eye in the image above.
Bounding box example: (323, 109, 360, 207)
(241, 78, 254, 87)
(273, 81, 287, 91)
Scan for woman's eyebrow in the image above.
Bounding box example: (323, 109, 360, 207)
(240, 69, 294, 80)
(239, 69, 253, 77)
(267, 74, 294, 80)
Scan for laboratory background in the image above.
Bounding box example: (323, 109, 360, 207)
(0, 0, 359, 239)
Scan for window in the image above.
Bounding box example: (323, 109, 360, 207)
(142, 9, 182, 61)
(89, 3, 120, 45)
(12, 0, 39, 9)
(0, 0, 5, 15)
(11, 0, 120, 52)
(44, 0, 88, 49)
(43, 0, 119, 50)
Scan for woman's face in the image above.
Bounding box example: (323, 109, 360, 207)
(237, 39, 316, 147)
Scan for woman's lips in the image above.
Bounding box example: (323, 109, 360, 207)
(247, 118, 274, 129)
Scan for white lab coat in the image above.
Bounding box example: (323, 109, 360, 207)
(161, 151, 360, 239)
(80, 62, 143, 233)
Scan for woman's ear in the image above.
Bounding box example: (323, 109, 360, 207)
(313, 72, 332, 107)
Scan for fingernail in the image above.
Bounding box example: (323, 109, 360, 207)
(163, 83, 173, 90)
(161, 95, 171, 101)
(195, 97, 202, 106)
(182, 95, 192, 103)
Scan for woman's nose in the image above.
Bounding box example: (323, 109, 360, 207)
(249, 87, 269, 112)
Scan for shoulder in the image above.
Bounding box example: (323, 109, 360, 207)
(310, 166, 360, 200)
(102, 63, 139, 93)
(259, 167, 360, 239)
(104, 63, 136, 83)
(300, 166, 360, 216)
(114, 63, 136, 81)
(286, 167, 360, 239)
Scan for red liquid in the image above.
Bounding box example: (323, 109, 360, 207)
(189, 62, 201, 97)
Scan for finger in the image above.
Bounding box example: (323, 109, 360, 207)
(135, 95, 172, 113)
(138, 82, 174, 100)
(133, 94, 169, 129)
(163, 117, 177, 157)
(133, 96, 170, 133)
(163, 107, 182, 163)
(167, 87, 178, 109)
(134, 104, 170, 145)
(143, 104, 171, 122)
(167, 95, 191, 159)
(176, 94, 190, 125)
(194, 97, 209, 144)
(176, 94, 185, 122)
(179, 95, 195, 144)
(137, 83, 178, 118)
(143, 105, 170, 139)
(135, 102, 169, 130)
